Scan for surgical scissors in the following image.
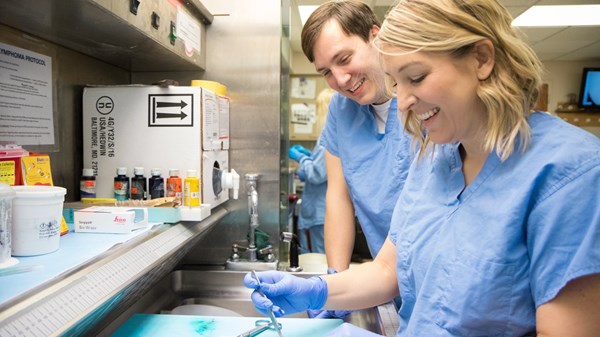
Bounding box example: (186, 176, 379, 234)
(250, 270, 284, 337)
(236, 320, 283, 337)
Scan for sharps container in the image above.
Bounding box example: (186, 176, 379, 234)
(11, 185, 67, 256)
(0, 182, 17, 267)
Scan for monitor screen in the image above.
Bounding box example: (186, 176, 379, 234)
(578, 67, 600, 109)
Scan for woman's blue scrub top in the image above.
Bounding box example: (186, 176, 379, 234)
(297, 141, 327, 230)
(390, 112, 600, 336)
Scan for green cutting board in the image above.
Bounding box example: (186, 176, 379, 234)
(111, 314, 344, 337)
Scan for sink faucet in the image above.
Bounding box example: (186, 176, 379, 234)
(246, 173, 259, 262)
(225, 173, 278, 271)
(281, 232, 303, 272)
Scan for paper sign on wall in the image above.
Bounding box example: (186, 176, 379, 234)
(0, 42, 54, 145)
(291, 77, 316, 99)
(291, 103, 315, 134)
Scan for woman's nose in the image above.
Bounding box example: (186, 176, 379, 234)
(396, 89, 416, 113)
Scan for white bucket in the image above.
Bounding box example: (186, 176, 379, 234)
(11, 186, 67, 256)
(0, 183, 16, 266)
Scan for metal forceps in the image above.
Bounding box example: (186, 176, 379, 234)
(250, 270, 284, 337)
(236, 320, 283, 337)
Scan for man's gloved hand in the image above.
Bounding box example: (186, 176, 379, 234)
(244, 270, 327, 317)
(293, 144, 312, 156)
(288, 146, 307, 163)
(307, 268, 354, 319)
(324, 323, 384, 337)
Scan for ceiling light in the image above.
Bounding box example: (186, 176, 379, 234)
(512, 5, 600, 27)
(299, 5, 318, 26)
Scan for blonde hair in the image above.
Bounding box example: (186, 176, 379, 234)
(375, 0, 543, 160)
(316, 88, 335, 133)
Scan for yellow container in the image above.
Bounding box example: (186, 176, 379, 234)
(184, 169, 200, 207)
(191, 80, 227, 96)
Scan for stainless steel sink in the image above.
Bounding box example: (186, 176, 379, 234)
(164, 269, 398, 335)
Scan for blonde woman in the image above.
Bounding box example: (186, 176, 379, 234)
(288, 88, 335, 254)
(246, 0, 600, 336)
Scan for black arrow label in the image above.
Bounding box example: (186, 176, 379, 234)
(149, 94, 194, 127)
(156, 111, 188, 120)
(156, 100, 188, 108)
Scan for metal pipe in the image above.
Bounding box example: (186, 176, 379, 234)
(246, 174, 259, 262)
(281, 232, 302, 272)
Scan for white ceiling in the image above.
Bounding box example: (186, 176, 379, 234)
(290, 0, 600, 62)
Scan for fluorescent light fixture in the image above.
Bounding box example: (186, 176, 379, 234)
(512, 5, 600, 27)
(299, 5, 319, 26)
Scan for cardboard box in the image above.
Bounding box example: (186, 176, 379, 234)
(21, 154, 53, 186)
(201, 89, 220, 151)
(201, 90, 230, 151)
(82, 85, 231, 209)
(202, 150, 229, 207)
(83, 85, 202, 199)
(218, 95, 230, 150)
(74, 206, 148, 233)
(64, 202, 183, 224)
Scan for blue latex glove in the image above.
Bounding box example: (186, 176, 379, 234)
(293, 144, 312, 156)
(307, 268, 354, 319)
(288, 146, 307, 163)
(244, 270, 327, 317)
(324, 323, 384, 337)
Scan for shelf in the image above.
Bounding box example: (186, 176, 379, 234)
(0, 207, 229, 337)
(0, 0, 212, 71)
(556, 111, 600, 127)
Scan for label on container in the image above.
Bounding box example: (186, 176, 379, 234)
(130, 179, 146, 200)
(0, 160, 17, 185)
(184, 177, 200, 206)
(80, 179, 96, 198)
(114, 180, 129, 201)
(166, 177, 182, 205)
(149, 178, 165, 199)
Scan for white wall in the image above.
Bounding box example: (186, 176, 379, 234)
(542, 60, 600, 114)
(291, 50, 318, 75)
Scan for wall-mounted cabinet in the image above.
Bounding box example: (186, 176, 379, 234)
(0, 0, 212, 71)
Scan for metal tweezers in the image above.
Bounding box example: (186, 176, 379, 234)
(237, 320, 282, 337)
(250, 270, 284, 337)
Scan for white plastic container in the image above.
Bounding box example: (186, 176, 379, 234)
(0, 183, 17, 267)
(11, 186, 67, 256)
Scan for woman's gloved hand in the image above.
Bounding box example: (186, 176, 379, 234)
(307, 268, 354, 319)
(288, 146, 307, 163)
(324, 323, 384, 337)
(293, 144, 312, 156)
(243, 270, 328, 317)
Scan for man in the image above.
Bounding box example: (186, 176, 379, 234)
(301, 1, 413, 273)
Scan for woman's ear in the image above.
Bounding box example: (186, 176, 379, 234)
(474, 39, 495, 81)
